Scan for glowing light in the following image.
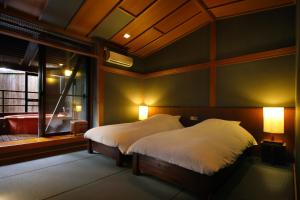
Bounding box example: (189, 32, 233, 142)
(46, 77, 57, 84)
(139, 105, 148, 120)
(263, 107, 284, 134)
(64, 69, 72, 77)
(75, 105, 82, 112)
(123, 33, 131, 39)
(59, 63, 64, 67)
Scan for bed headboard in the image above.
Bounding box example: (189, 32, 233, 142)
(149, 106, 295, 156)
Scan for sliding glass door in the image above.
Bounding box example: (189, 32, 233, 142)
(0, 34, 90, 138)
(44, 47, 88, 135)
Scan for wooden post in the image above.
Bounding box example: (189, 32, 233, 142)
(96, 40, 105, 125)
(38, 45, 46, 137)
(209, 22, 217, 107)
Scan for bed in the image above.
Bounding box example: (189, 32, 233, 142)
(128, 118, 257, 198)
(84, 114, 184, 166)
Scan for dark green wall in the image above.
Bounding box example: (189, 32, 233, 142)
(102, 6, 296, 124)
(104, 73, 143, 124)
(217, 55, 295, 107)
(141, 25, 210, 73)
(217, 6, 295, 59)
(144, 70, 209, 106)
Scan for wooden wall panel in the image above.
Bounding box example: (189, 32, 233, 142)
(5, 0, 47, 17)
(154, 1, 201, 33)
(210, 0, 294, 19)
(203, 0, 240, 8)
(119, 0, 156, 16)
(111, 0, 188, 46)
(67, 0, 120, 36)
(135, 13, 210, 57)
(127, 28, 163, 52)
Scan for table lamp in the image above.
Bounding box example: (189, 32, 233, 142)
(263, 107, 284, 141)
(139, 105, 148, 120)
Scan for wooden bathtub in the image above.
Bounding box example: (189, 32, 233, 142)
(4, 114, 70, 134)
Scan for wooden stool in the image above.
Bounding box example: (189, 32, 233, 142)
(70, 120, 88, 135)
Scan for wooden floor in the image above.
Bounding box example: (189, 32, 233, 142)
(0, 134, 37, 142)
(0, 135, 87, 165)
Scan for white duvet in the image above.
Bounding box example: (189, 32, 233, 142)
(84, 114, 183, 154)
(128, 119, 257, 175)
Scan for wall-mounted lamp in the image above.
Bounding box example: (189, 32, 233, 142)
(139, 105, 148, 120)
(263, 107, 284, 141)
(74, 105, 82, 120)
(64, 69, 72, 77)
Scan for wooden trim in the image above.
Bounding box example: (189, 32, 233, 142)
(209, 22, 217, 107)
(192, 0, 216, 21)
(209, 61, 217, 106)
(101, 65, 145, 79)
(143, 62, 210, 79)
(96, 41, 105, 126)
(0, 7, 93, 44)
(0, 28, 98, 58)
(217, 46, 296, 67)
(96, 46, 295, 79)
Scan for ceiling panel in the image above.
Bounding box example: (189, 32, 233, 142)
(154, 1, 201, 33)
(126, 28, 163, 52)
(210, 0, 294, 18)
(119, 0, 156, 16)
(90, 8, 134, 39)
(135, 13, 210, 57)
(111, 0, 189, 46)
(40, 0, 84, 28)
(203, 0, 241, 9)
(5, 0, 47, 17)
(67, 0, 120, 36)
(1, 0, 295, 58)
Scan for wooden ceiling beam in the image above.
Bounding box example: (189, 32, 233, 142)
(0, 6, 93, 44)
(192, 0, 216, 21)
(21, 42, 39, 66)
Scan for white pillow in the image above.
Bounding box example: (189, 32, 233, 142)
(197, 118, 241, 126)
(194, 118, 257, 146)
(143, 114, 183, 129)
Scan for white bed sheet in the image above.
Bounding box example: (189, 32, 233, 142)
(84, 114, 183, 154)
(128, 119, 257, 175)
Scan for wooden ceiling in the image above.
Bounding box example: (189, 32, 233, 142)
(0, 0, 295, 58)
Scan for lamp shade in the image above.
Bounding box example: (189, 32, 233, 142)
(263, 107, 284, 134)
(75, 105, 82, 112)
(139, 105, 148, 120)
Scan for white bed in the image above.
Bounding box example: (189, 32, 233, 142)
(128, 118, 257, 175)
(84, 114, 184, 154)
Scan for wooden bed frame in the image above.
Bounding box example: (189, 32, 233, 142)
(131, 106, 295, 198)
(88, 139, 130, 166)
(133, 149, 251, 199)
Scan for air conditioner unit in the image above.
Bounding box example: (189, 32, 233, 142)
(105, 50, 133, 67)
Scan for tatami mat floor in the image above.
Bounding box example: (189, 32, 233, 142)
(0, 151, 293, 200)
